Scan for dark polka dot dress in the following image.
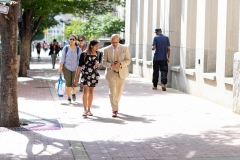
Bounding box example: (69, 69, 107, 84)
(80, 55, 100, 87)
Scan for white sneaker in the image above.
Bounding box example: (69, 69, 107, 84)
(68, 98, 71, 104)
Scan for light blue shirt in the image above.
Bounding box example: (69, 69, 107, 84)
(60, 46, 82, 71)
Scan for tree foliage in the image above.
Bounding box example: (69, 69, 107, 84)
(64, 13, 125, 40)
(20, 0, 125, 39)
(18, 0, 125, 76)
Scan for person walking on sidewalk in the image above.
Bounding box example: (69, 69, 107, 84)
(102, 34, 131, 117)
(36, 42, 41, 59)
(74, 39, 101, 117)
(49, 39, 60, 69)
(78, 35, 88, 92)
(152, 28, 170, 91)
(58, 34, 81, 104)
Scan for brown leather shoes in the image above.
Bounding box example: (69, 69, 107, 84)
(162, 84, 166, 91)
(152, 86, 157, 90)
(112, 111, 118, 117)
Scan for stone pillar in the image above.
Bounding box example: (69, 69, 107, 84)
(233, 52, 240, 114)
(125, 0, 137, 73)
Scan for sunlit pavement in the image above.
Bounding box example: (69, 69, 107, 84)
(0, 51, 240, 160)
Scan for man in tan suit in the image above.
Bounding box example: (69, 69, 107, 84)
(103, 34, 131, 117)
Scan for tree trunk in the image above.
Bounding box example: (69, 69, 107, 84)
(18, 11, 32, 77)
(19, 35, 30, 76)
(0, 2, 20, 127)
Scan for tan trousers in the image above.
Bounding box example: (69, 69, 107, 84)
(107, 71, 125, 112)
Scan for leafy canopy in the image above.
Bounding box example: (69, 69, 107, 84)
(21, 0, 125, 38)
(64, 13, 125, 40)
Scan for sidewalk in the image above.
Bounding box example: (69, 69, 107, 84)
(0, 54, 240, 160)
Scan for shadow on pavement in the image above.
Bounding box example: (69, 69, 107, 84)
(0, 125, 75, 160)
(1, 124, 240, 159)
(117, 113, 156, 123)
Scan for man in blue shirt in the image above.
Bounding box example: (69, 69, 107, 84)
(152, 28, 170, 91)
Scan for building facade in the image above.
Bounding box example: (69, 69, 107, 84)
(125, 0, 239, 108)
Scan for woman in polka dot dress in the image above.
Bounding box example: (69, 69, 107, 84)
(74, 39, 102, 117)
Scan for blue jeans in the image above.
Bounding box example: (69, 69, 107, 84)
(152, 60, 168, 86)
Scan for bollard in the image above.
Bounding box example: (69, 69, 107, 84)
(233, 52, 240, 114)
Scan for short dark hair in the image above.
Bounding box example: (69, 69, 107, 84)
(78, 35, 86, 40)
(53, 39, 57, 42)
(154, 28, 162, 33)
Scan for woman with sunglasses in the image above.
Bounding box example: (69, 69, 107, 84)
(58, 34, 82, 104)
(74, 39, 101, 117)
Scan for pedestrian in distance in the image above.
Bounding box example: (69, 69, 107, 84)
(60, 42, 64, 51)
(58, 34, 82, 104)
(49, 39, 60, 69)
(151, 28, 170, 91)
(74, 39, 102, 117)
(102, 34, 131, 117)
(43, 41, 48, 52)
(32, 41, 35, 52)
(56, 42, 60, 58)
(36, 42, 41, 59)
(78, 35, 88, 92)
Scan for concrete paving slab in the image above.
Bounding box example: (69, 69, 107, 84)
(0, 55, 240, 160)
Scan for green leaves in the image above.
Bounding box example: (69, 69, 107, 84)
(64, 13, 125, 40)
(21, 0, 124, 38)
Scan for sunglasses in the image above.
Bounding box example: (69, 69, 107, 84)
(79, 39, 84, 42)
(69, 38, 75, 41)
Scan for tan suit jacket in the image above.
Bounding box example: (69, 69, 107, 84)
(103, 44, 131, 80)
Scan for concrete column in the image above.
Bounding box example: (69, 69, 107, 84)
(143, 0, 153, 60)
(233, 52, 240, 114)
(142, 0, 149, 61)
(160, 0, 170, 35)
(169, 0, 181, 66)
(151, 0, 159, 61)
(169, 0, 182, 88)
(175, 0, 187, 91)
(132, 0, 144, 76)
(186, 0, 197, 69)
(124, 0, 131, 45)
(233, 0, 240, 113)
(125, 0, 137, 73)
(180, 0, 188, 65)
(136, 0, 144, 59)
(203, 0, 218, 73)
(215, 0, 228, 104)
(225, 0, 239, 77)
(142, 0, 153, 79)
(195, 0, 206, 96)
